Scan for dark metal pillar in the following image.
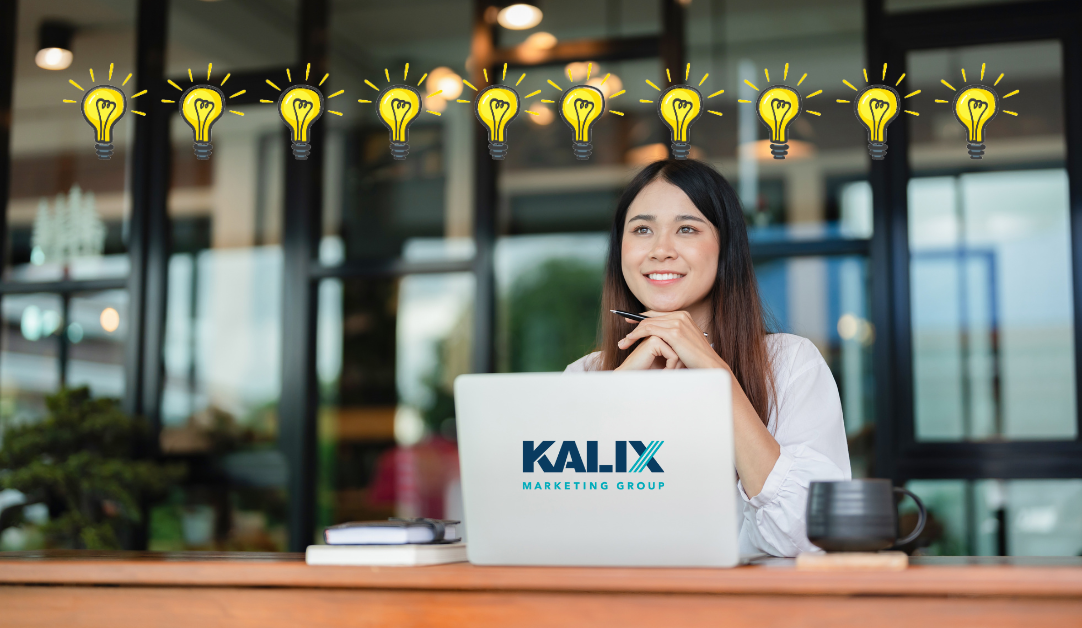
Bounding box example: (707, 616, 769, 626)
(865, 0, 913, 482)
(0, 0, 15, 274)
(471, 0, 498, 374)
(660, 0, 686, 84)
(1063, 25, 1082, 441)
(280, 0, 327, 551)
(126, 0, 171, 430)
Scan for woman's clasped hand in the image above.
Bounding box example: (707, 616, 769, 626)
(615, 310, 727, 371)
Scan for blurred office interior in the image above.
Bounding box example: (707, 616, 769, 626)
(0, 0, 1081, 556)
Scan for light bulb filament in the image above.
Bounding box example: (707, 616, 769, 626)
(770, 98, 792, 141)
(867, 97, 890, 138)
(194, 98, 216, 140)
(671, 98, 694, 138)
(391, 97, 413, 139)
(573, 98, 595, 140)
(968, 99, 989, 140)
(95, 98, 118, 141)
(489, 98, 511, 141)
(292, 98, 315, 139)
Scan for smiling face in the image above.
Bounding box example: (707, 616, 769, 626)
(620, 178, 720, 320)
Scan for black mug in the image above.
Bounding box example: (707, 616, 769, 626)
(805, 479, 927, 552)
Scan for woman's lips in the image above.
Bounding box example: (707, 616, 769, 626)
(645, 272, 685, 286)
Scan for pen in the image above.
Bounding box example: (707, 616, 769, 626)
(611, 310, 708, 336)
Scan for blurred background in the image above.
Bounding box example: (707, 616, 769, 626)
(0, 0, 1080, 557)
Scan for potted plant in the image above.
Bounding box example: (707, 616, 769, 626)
(0, 387, 184, 550)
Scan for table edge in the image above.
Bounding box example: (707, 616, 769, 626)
(1, 561, 1081, 598)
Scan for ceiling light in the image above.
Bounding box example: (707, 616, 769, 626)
(497, 4, 543, 30)
(36, 21, 74, 71)
(528, 102, 554, 125)
(523, 32, 557, 49)
(426, 67, 463, 100)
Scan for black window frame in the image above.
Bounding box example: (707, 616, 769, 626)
(867, 0, 1082, 481)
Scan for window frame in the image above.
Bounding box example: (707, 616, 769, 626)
(866, 0, 1082, 481)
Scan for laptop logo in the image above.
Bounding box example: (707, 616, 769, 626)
(522, 441, 664, 473)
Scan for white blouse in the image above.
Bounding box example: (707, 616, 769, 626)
(564, 333, 852, 558)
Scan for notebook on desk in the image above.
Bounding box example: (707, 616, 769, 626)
(306, 542, 467, 566)
(454, 370, 740, 568)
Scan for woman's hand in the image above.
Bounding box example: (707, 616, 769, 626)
(615, 310, 780, 497)
(617, 310, 726, 370)
(615, 335, 684, 370)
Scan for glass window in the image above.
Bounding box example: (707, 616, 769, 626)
(495, 233, 608, 372)
(906, 42, 1074, 442)
(904, 479, 1082, 557)
(166, 0, 298, 76)
(0, 293, 62, 424)
(886, 0, 1044, 13)
(685, 0, 870, 243)
(756, 255, 875, 477)
(316, 273, 474, 540)
(6, 0, 137, 281)
(907, 41, 1063, 172)
(0, 289, 126, 425)
(321, 1, 474, 264)
(150, 93, 288, 549)
(66, 290, 127, 397)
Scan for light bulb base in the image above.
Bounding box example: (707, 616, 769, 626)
(292, 142, 312, 160)
(967, 142, 986, 159)
(572, 141, 593, 161)
(390, 141, 410, 161)
(868, 142, 888, 160)
(193, 142, 213, 161)
(671, 142, 692, 160)
(94, 142, 114, 160)
(488, 141, 509, 160)
(769, 143, 789, 160)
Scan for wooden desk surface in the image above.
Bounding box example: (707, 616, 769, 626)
(2, 552, 1081, 628)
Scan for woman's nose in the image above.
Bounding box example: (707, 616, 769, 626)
(649, 234, 677, 260)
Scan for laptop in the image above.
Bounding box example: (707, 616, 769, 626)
(454, 369, 739, 567)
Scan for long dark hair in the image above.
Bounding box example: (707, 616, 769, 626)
(597, 159, 776, 425)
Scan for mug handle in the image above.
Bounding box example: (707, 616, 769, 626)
(892, 487, 927, 547)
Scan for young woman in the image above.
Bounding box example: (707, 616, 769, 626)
(565, 159, 850, 558)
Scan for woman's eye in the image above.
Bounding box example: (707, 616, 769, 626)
(679, 226, 698, 234)
(633, 225, 651, 234)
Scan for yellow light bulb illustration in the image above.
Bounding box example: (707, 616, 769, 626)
(356, 64, 441, 160)
(836, 65, 920, 160)
(658, 85, 702, 160)
(475, 84, 521, 160)
(933, 64, 1019, 159)
(277, 84, 324, 160)
(854, 86, 900, 160)
(559, 85, 605, 160)
(180, 85, 225, 160)
(954, 86, 998, 159)
(377, 85, 422, 160)
(756, 85, 801, 159)
(81, 85, 126, 160)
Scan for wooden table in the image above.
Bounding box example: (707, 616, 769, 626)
(2, 551, 1081, 627)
